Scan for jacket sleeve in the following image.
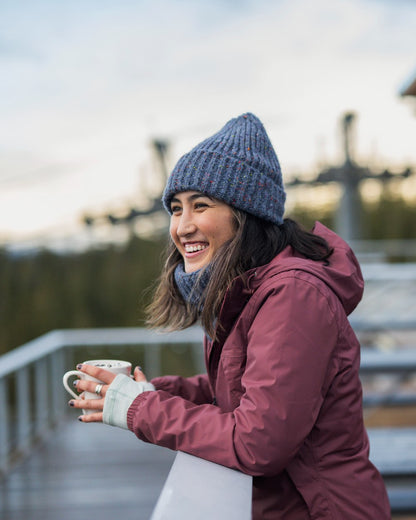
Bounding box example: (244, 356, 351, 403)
(150, 373, 213, 405)
(127, 274, 340, 476)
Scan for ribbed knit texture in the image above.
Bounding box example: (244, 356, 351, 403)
(174, 263, 211, 309)
(163, 112, 286, 224)
(102, 374, 155, 430)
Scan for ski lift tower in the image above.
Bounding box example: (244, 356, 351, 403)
(287, 112, 411, 242)
(83, 138, 171, 232)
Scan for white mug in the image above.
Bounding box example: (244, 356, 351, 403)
(63, 359, 132, 414)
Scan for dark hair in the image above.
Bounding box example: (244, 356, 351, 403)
(146, 212, 333, 339)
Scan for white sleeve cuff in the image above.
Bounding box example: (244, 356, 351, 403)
(103, 373, 155, 430)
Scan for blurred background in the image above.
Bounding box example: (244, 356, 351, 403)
(1, 1, 416, 517)
(1, 0, 416, 356)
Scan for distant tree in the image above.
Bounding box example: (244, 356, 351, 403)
(363, 191, 416, 239)
(291, 191, 416, 241)
(0, 235, 165, 355)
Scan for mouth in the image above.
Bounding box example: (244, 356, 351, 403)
(184, 242, 208, 255)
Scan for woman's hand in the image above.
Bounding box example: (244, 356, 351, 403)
(68, 364, 148, 423)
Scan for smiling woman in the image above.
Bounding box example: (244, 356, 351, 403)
(169, 192, 236, 273)
(70, 113, 391, 519)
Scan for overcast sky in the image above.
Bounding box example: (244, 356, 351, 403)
(1, 0, 415, 244)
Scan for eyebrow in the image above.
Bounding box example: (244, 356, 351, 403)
(170, 192, 213, 204)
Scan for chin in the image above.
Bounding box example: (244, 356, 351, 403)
(185, 261, 209, 273)
(185, 265, 200, 273)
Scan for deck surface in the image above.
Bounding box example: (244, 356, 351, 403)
(1, 416, 416, 519)
(0, 415, 176, 520)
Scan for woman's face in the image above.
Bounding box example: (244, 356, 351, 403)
(169, 191, 236, 273)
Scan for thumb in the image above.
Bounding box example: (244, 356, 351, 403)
(134, 366, 147, 383)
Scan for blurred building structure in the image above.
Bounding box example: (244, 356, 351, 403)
(79, 100, 415, 250)
(401, 72, 416, 98)
(83, 138, 170, 233)
(286, 113, 412, 242)
(401, 69, 416, 116)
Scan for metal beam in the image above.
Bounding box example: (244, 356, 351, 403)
(150, 451, 252, 520)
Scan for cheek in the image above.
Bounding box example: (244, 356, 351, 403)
(213, 226, 234, 248)
(169, 222, 180, 247)
(220, 216, 237, 243)
(169, 220, 177, 239)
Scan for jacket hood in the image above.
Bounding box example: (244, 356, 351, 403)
(248, 222, 364, 316)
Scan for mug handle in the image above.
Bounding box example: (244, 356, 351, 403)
(62, 370, 81, 399)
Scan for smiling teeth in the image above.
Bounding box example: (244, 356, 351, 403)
(185, 244, 207, 253)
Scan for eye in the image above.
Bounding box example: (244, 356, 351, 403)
(171, 204, 182, 214)
(194, 202, 208, 210)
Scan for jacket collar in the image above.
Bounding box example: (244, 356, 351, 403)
(214, 275, 253, 346)
(213, 245, 308, 343)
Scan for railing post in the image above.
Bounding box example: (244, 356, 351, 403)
(35, 358, 50, 437)
(16, 367, 31, 454)
(0, 377, 9, 474)
(144, 343, 162, 379)
(192, 342, 205, 373)
(50, 349, 66, 425)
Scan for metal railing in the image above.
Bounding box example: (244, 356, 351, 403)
(350, 240, 416, 261)
(150, 451, 252, 520)
(0, 326, 254, 519)
(0, 327, 204, 475)
(1, 321, 416, 517)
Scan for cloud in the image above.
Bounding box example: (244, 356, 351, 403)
(0, 151, 82, 187)
(0, 0, 415, 240)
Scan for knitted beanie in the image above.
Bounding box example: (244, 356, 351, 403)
(162, 112, 286, 224)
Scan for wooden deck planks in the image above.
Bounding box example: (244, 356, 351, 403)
(1, 420, 416, 519)
(0, 416, 176, 520)
(369, 427, 416, 476)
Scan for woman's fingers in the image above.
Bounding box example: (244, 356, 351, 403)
(69, 364, 145, 425)
(69, 397, 105, 411)
(77, 364, 116, 385)
(74, 379, 108, 397)
(78, 412, 103, 423)
(72, 364, 116, 397)
(134, 366, 147, 382)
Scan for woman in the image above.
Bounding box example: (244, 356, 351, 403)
(70, 113, 390, 518)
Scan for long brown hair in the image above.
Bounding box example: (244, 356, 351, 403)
(146, 211, 333, 339)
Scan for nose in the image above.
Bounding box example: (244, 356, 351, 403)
(176, 210, 197, 237)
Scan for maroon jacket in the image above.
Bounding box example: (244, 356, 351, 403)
(127, 223, 390, 519)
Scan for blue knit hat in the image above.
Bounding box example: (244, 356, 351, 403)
(162, 112, 286, 225)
